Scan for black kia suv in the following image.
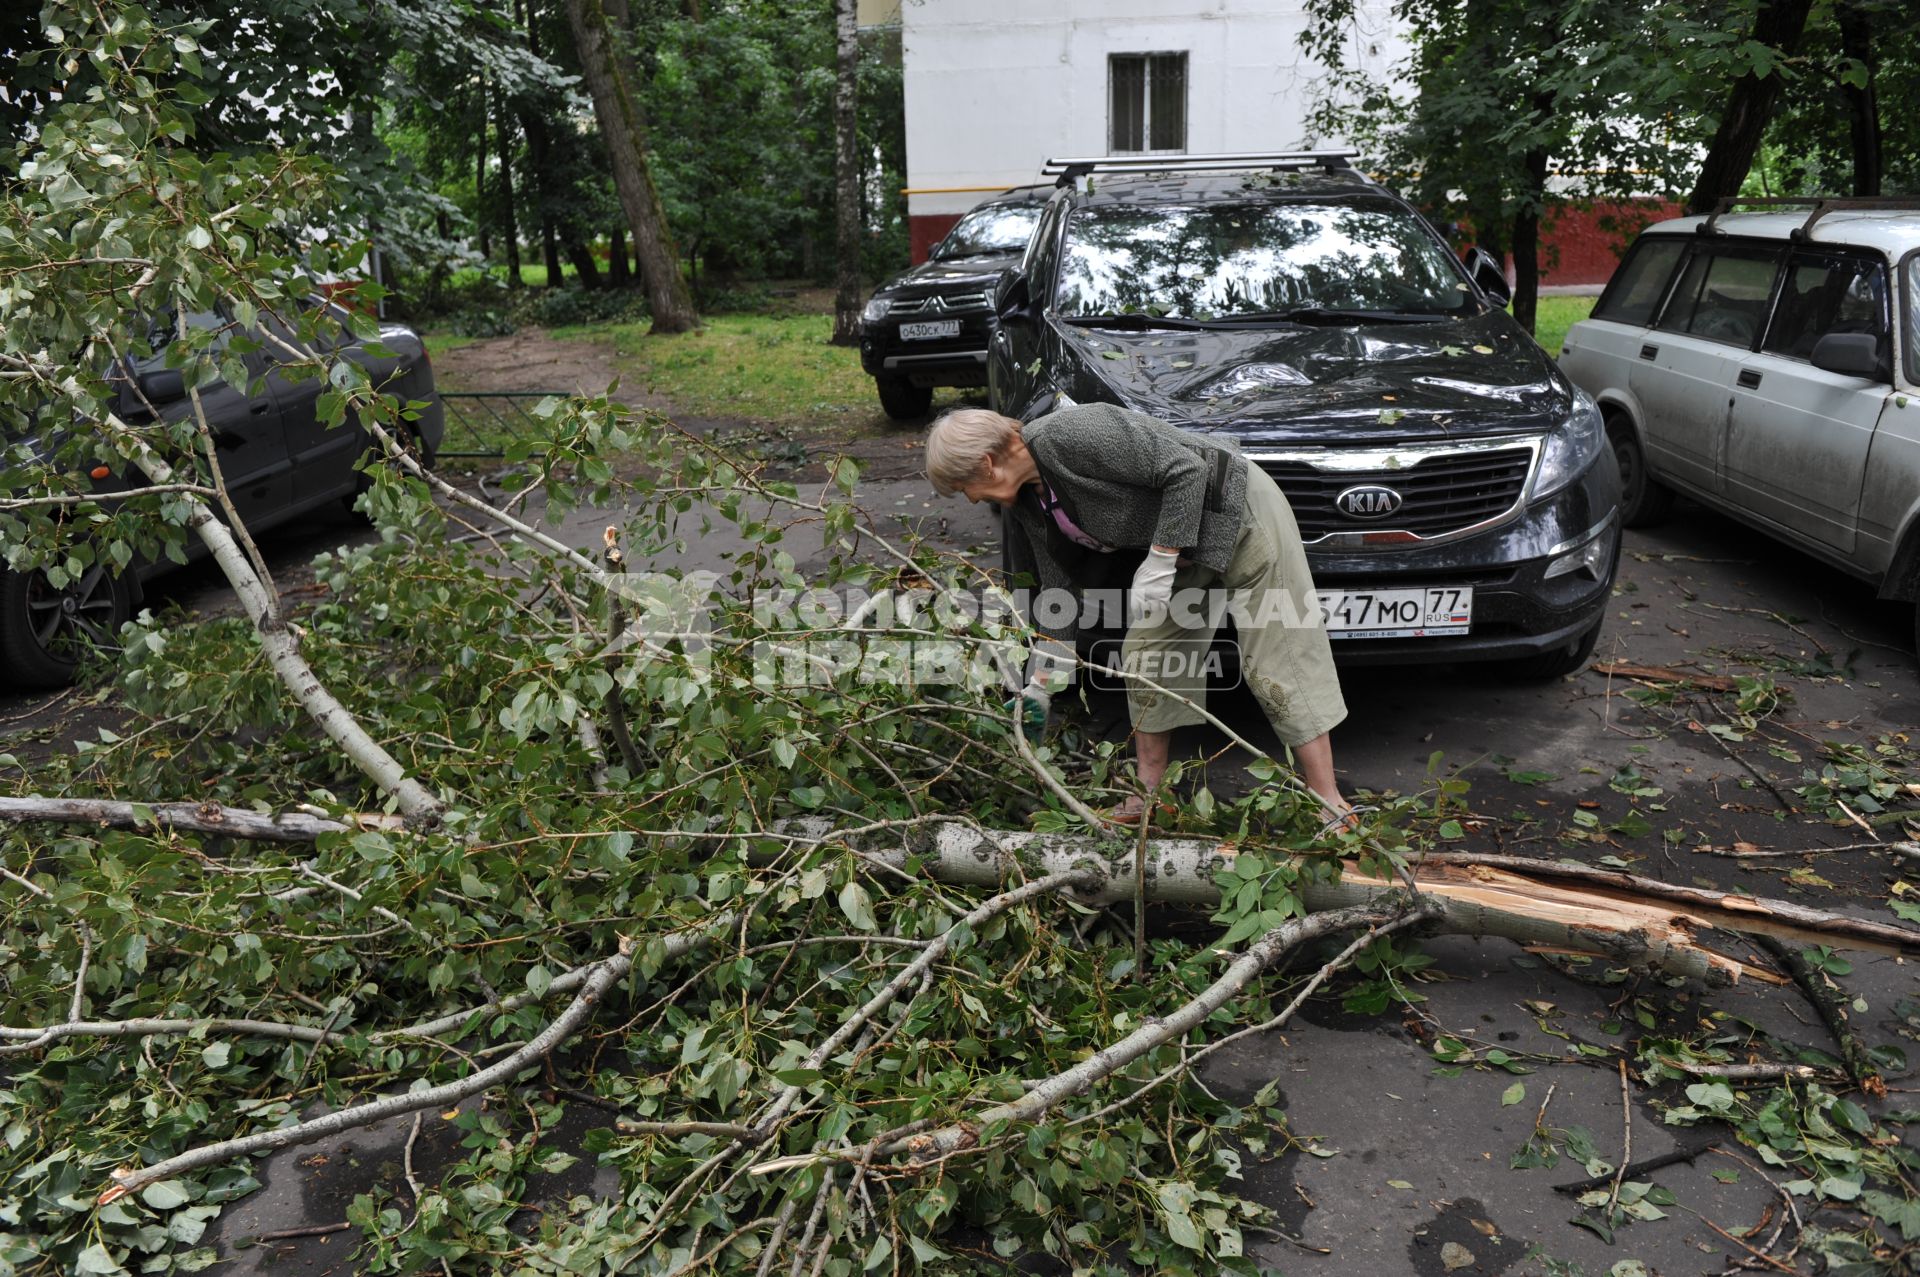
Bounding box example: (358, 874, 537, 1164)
(859, 187, 1048, 420)
(987, 152, 1622, 677)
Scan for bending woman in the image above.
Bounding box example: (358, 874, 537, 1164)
(925, 402, 1351, 826)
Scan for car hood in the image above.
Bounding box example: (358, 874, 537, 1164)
(876, 252, 1024, 299)
(1051, 311, 1573, 444)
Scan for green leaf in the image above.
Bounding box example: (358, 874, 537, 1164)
(201, 1041, 231, 1069)
(1830, 1098, 1874, 1136)
(140, 1181, 192, 1210)
(1501, 1082, 1525, 1107)
(525, 965, 553, 999)
(838, 880, 877, 932)
(75, 1244, 125, 1275)
(1683, 1081, 1735, 1113)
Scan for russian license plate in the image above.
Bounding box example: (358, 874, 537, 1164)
(899, 319, 961, 340)
(1317, 586, 1473, 639)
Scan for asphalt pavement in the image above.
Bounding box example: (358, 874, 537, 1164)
(5, 462, 1917, 1277)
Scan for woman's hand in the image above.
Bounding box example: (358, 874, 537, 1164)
(1128, 546, 1181, 624)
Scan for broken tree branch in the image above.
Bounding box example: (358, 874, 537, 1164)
(775, 821, 1920, 984)
(104, 420, 444, 824)
(1752, 934, 1885, 1095)
(892, 899, 1432, 1162)
(1589, 662, 1738, 692)
(101, 939, 638, 1201)
(0, 795, 389, 843)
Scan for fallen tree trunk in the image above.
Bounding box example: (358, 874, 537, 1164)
(9, 797, 1914, 986)
(0, 796, 389, 843)
(779, 820, 1920, 986)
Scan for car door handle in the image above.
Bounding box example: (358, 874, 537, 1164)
(1638, 344, 1659, 360)
(212, 429, 247, 449)
(1736, 369, 1763, 389)
(251, 402, 273, 415)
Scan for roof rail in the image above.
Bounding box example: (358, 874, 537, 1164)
(1702, 195, 1920, 239)
(1042, 150, 1361, 183)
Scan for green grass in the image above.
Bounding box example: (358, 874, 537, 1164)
(1529, 295, 1597, 357)
(561, 312, 979, 432)
(448, 262, 568, 290)
(422, 332, 481, 361)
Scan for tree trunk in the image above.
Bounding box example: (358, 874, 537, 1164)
(829, 0, 862, 345)
(564, 0, 699, 333)
(1510, 100, 1554, 336)
(564, 237, 602, 290)
(1837, 0, 1881, 197)
(542, 220, 563, 287)
(778, 820, 1920, 985)
(516, 102, 563, 289)
(609, 226, 630, 286)
(475, 80, 491, 262)
(1684, 0, 1816, 215)
(495, 100, 523, 287)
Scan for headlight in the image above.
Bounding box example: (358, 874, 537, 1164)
(1532, 387, 1605, 500)
(861, 297, 892, 323)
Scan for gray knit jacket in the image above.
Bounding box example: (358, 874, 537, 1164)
(1005, 402, 1248, 641)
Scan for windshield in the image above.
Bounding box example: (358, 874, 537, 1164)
(934, 204, 1041, 260)
(1054, 202, 1476, 321)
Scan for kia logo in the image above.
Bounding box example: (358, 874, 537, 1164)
(1335, 484, 1403, 519)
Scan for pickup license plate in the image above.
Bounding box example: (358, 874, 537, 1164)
(1317, 586, 1473, 639)
(900, 320, 961, 340)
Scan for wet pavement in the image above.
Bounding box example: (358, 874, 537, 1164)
(5, 456, 1917, 1276)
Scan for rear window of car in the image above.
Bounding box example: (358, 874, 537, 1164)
(1054, 201, 1476, 320)
(1593, 237, 1684, 326)
(935, 205, 1042, 260)
(1656, 245, 1781, 347)
(1762, 250, 1890, 366)
(1906, 255, 1920, 384)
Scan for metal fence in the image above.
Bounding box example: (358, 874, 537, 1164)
(436, 391, 575, 459)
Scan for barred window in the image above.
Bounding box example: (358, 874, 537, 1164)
(1109, 53, 1187, 154)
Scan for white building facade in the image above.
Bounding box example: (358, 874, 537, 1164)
(899, 0, 1408, 260)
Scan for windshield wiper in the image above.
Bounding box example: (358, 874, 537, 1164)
(1062, 312, 1212, 331)
(1209, 307, 1453, 326)
(935, 249, 1018, 261)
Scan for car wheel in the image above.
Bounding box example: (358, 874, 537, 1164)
(876, 377, 933, 421)
(0, 565, 132, 689)
(1504, 617, 1603, 682)
(1607, 414, 1674, 528)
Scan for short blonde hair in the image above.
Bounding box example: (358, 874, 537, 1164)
(925, 408, 1021, 496)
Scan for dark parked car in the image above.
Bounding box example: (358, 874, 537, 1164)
(1, 302, 443, 687)
(860, 187, 1049, 420)
(988, 152, 1622, 677)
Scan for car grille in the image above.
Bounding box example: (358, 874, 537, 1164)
(889, 293, 992, 317)
(1262, 445, 1534, 540)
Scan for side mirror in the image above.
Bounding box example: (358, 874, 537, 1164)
(996, 276, 1035, 327)
(1465, 247, 1511, 306)
(1809, 332, 1881, 379)
(136, 369, 187, 404)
